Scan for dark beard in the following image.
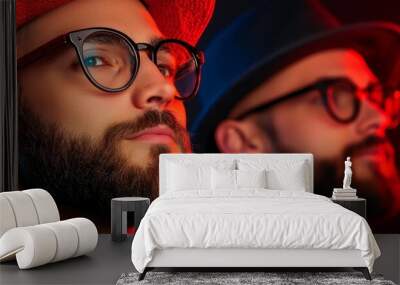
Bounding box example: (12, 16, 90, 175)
(258, 118, 400, 232)
(18, 105, 190, 231)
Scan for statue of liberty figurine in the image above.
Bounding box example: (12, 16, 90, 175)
(343, 157, 353, 189)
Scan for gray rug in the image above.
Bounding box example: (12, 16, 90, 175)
(116, 272, 396, 285)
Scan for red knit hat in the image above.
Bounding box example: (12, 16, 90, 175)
(16, 0, 215, 45)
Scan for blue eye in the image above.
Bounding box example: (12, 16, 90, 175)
(84, 56, 104, 67)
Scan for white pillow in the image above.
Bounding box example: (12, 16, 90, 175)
(211, 168, 236, 190)
(167, 162, 211, 191)
(238, 159, 308, 191)
(267, 166, 307, 191)
(236, 169, 267, 188)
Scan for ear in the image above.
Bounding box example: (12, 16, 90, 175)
(214, 119, 273, 153)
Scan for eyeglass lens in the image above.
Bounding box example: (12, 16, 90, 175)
(83, 31, 136, 90)
(156, 42, 198, 99)
(326, 80, 358, 121)
(326, 80, 399, 125)
(81, 31, 198, 98)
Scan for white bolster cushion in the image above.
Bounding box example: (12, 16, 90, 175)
(23, 189, 60, 224)
(0, 218, 98, 269)
(42, 221, 79, 262)
(0, 225, 57, 268)
(0, 195, 17, 237)
(64, 218, 98, 257)
(0, 189, 60, 238)
(0, 191, 39, 228)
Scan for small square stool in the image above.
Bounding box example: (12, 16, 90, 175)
(111, 197, 150, 242)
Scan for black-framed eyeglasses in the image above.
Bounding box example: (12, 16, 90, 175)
(235, 77, 399, 126)
(17, 27, 205, 100)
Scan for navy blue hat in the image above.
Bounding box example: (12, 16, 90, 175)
(188, 0, 400, 152)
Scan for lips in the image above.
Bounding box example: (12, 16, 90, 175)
(125, 125, 176, 143)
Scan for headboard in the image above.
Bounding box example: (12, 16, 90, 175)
(159, 153, 314, 195)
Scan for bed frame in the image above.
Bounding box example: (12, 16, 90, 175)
(139, 154, 371, 280)
(140, 248, 370, 280)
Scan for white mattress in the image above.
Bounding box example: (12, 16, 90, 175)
(131, 190, 380, 273)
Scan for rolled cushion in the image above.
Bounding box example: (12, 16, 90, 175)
(0, 225, 57, 268)
(0, 196, 17, 237)
(42, 221, 79, 262)
(0, 218, 98, 269)
(0, 191, 39, 227)
(0, 189, 60, 238)
(65, 218, 98, 257)
(23, 189, 60, 224)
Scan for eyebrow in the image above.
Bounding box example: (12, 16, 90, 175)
(148, 37, 175, 57)
(85, 35, 166, 46)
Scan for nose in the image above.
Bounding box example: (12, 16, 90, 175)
(129, 54, 176, 110)
(356, 99, 391, 137)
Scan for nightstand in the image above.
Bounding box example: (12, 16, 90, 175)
(331, 198, 366, 219)
(111, 197, 150, 242)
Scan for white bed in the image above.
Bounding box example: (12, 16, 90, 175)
(131, 154, 380, 280)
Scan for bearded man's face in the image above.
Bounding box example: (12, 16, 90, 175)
(216, 49, 400, 230)
(19, 106, 190, 206)
(17, 0, 191, 229)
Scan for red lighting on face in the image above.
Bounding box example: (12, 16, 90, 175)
(384, 90, 400, 128)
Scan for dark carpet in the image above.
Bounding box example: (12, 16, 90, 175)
(116, 271, 396, 285)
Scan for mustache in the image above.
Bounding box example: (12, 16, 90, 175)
(103, 110, 188, 148)
(345, 135, 390, 157)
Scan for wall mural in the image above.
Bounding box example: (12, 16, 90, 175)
(15, 0, 399, 233)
